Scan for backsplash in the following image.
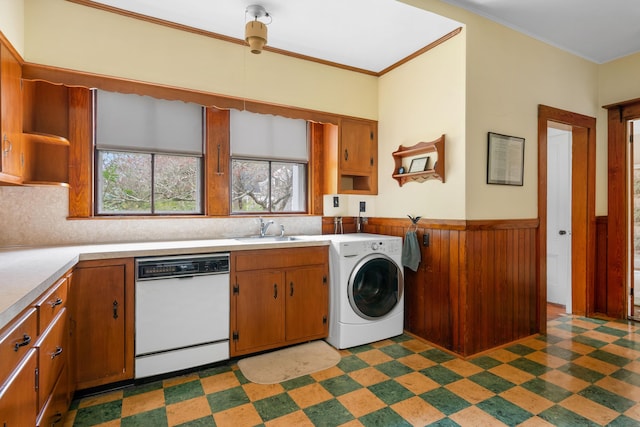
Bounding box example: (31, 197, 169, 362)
(0, 186, 321, 247)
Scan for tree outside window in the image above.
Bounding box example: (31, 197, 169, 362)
(97, 151, 202, 215)
(231, 159, 306, 213)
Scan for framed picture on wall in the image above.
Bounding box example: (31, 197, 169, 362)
(409, 156, 430, 173)
(487, 132, 525, 186)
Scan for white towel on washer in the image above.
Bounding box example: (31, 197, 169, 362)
(402, 230, 420, 272)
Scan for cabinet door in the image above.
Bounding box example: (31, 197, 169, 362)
(0, 348, 37, 426)
(0, 43, 23, 181)
(72, 261, 134, 390)
(35, 309, 67, 413)
(0, 308, 37, 386)
(285, 267, 329, 342)
(233, 271, 285, 355)
(340, 119, 375, 175)
(36, 364, 70, 427)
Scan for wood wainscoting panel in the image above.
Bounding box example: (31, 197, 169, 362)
(362, 217, 538, 357)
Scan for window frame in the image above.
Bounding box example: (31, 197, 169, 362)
(230, 157, 309, 215)
(94, 149, 205, 216)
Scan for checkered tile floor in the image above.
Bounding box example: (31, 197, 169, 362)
(64, 315, 640, 426)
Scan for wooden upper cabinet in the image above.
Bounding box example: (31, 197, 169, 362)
(0, 43, 24, 184)
(322, 118, 378, 195)
(340, 119, 376, 176)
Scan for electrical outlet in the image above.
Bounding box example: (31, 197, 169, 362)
(359, 201, 366, 213)
(333, 196, 339, 208)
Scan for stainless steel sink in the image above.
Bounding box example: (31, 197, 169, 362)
(234, 236, 301, 242)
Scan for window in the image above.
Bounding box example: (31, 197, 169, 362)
(94, 90, 204, 215)
(231, 159, 306, 212)
(97, 151, 202, 214)
(230, 110, 308, 214)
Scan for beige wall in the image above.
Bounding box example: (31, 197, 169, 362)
(377, 29, 466, 219)
(0, 0, 24, 55)
(402, 0, 601, 220)
(24, 0, 378, 120)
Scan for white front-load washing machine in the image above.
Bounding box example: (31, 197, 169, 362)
(325, 234, 404, 349)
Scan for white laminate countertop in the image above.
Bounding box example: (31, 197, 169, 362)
(0, 236, 331, 331)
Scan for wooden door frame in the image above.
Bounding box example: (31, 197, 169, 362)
(604, 99, 640, 318)
(538, 105, 596, 333)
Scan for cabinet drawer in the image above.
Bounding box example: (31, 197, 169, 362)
(0, 307, 37, 385)
(234, 246, 328, 271)
(36, 364, 70, 427)
(35, 309, 67, 411)
(36, 274, 69, 335)
(0, 348, 38, 427)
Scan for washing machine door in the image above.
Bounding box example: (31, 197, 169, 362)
(347, 253, 404, 320)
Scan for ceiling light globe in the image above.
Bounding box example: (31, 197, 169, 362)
(245, 21, 267, 54)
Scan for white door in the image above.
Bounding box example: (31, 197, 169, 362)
(547, 125, 572, 313)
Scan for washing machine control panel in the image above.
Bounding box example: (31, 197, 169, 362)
(340, 238, 402, 256)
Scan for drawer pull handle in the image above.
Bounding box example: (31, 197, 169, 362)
(51, 346, 63, 359)
(14, 334, 31, 351)
(273, 283, 278, 299)
(2, 134, 12, 155)
(290, 281, 294, 296)
(50, 297, 63, 307)
(113, 300, 119, 319)
(51, 412, 63, 425)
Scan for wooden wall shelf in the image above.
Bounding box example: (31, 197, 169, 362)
(392, 135, 445, 186)
(21, 132, 70, 186)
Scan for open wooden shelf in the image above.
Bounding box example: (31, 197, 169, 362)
(21, 132, 70, 186)
(392, 135, 445, 186)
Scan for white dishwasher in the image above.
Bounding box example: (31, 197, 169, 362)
(135, 253, 230, 379)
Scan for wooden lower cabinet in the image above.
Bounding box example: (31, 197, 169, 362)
(71, 258, 134, 390)
(0, 270, 72, 426)
(36, 364, 69, 427)
(231, 246, 329, 356)
(35, 309, 68, 414)
(0, 348, 38, 426)
(285, 266, 330, 341)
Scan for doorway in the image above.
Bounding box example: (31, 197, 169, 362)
(547, 124, 572, 314)
(538, 105, 596, 333)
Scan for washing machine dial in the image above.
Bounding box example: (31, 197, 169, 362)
(371, 242, 379, 251)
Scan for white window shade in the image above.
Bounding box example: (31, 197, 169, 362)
(96, 90, 203, 155)
(230, 109, 308, 161)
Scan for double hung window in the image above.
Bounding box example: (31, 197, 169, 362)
(230, 110, 308, 213)
(94, 90, 204, 215)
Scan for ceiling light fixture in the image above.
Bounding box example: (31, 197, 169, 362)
(245, 4, 271, 54)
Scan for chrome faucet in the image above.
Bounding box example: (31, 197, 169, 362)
(259, 218, 274, 237)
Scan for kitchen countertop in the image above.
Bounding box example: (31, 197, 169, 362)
(0, 236, 331, 332)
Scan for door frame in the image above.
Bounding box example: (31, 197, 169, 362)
(538, 105, 596, 333)
(604, 99, 640, 318)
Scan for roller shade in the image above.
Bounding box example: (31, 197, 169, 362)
(230, 109, 308, 161)
(96, 90, 203, 155)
